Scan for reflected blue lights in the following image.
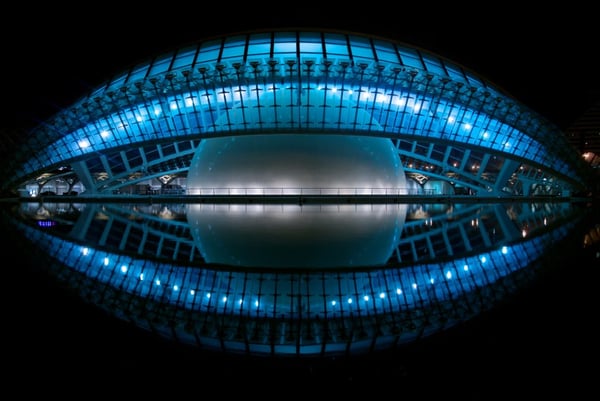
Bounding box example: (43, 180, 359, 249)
(11, 213, 573, 325)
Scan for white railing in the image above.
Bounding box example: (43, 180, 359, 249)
(183, 187, 435, 196)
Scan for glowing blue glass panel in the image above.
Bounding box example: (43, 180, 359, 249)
(148, 54, 174, 76)
(221, 43, 246, 61)
(323, 42, 349, 59)
(325, 34, 350, 59)
(421, 54, 447, 76)
(444, 63, 466, 82)
(273, 32, 297, 55)
(397, 46, 424, 69)
(127, 64, 150, 83)
(372, 39, 400, 63)
(108, 74, 127, 90)
(172, 47, 197, 69)
(246, 42, 271, 58)
(196, 40, 222, 64)
(246, 33, 271, 57)
(299, 42, 322, 54)
(349, 35, 374, 61)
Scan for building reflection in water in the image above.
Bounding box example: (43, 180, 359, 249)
(2, 200, 594, 358)
(187, 203, 407, 268)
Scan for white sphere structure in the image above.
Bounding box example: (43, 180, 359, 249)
(187, 134, 406, 195)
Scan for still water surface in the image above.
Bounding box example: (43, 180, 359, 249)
(2, 199, 599, 384)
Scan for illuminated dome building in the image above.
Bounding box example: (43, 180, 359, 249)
(1, 29, 597, 360)
(2, 29, 592, 198)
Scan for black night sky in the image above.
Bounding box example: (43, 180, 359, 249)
(4, 7, 600, 133)
(2, 5, 599, 397)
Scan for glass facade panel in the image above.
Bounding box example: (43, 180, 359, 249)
(196, 40, 222, 64)
(127, 63, 150, 83)
(373, 39, 400, 63)
(444, 62, 466, 82)
(273, 31, 297, 56)
(172, 47, 197, 69)
(397, 45, 424, 69)
(324, 41, 349, 58)
(299, 42, 323, 55)
(148, 54, 174, 76)
(246, 32, 272, 57)
(421, 54, 447, 76)
(349, 35, 374, 62)
(221, 41, 246, 61)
